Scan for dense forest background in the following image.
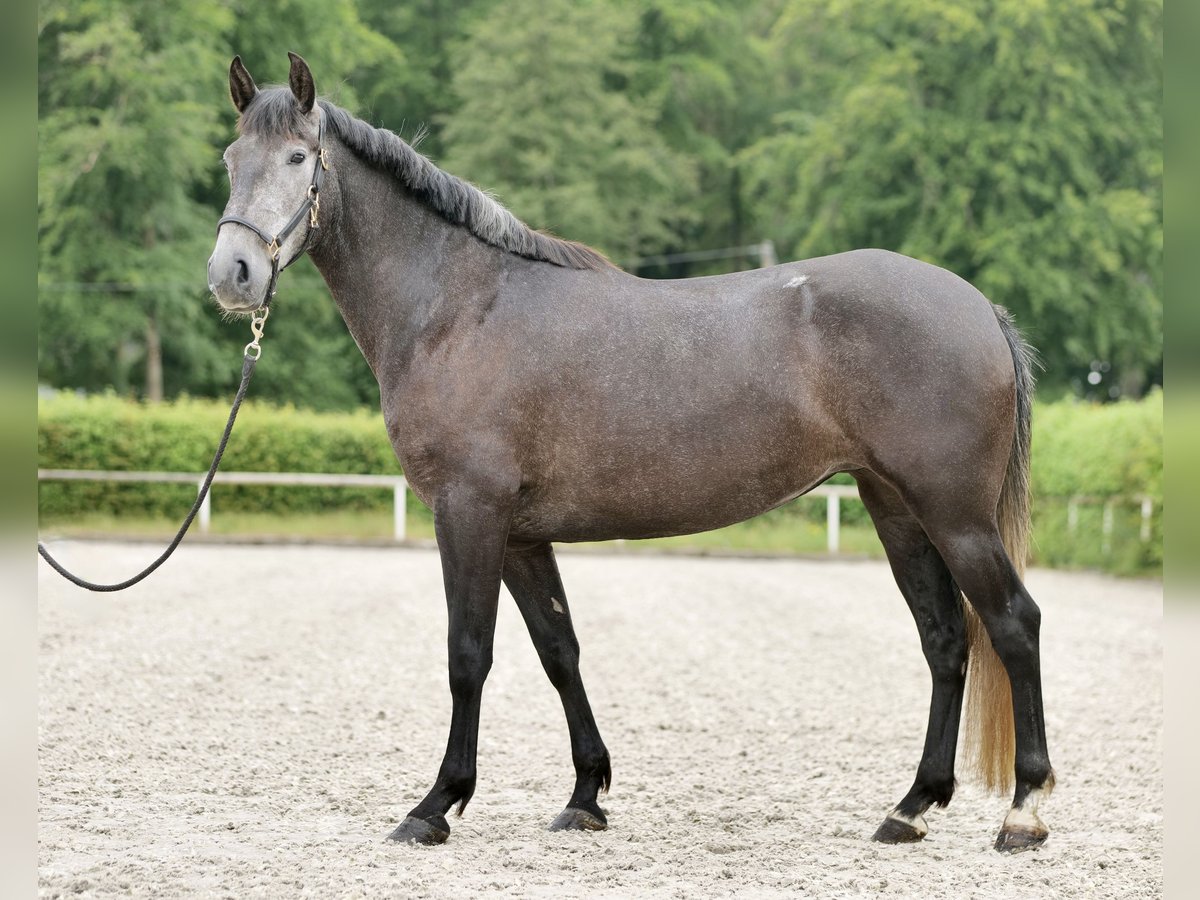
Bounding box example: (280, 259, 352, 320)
(38, 0, 1162, 411)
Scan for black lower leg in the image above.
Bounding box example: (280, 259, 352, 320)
(976, 585, 1054, 850)
(388, 486, 511, 845)
(504, 542, 611, 830)
(857, 476, 967, 843)
(938, 530, 1055, 852)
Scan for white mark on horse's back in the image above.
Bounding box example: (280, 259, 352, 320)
(786, 273, 815, 324)
(550, 596, 565, 614)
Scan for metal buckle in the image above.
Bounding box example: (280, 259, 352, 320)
(267, 238, 281, 261)
(243, 306, 271, 359)
(319, 147, 330, 171)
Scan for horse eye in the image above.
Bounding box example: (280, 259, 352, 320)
(289, 151, 306, 165)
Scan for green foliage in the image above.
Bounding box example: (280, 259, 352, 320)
(1031, 496, 1159, 577)
(36, 0, 399, 405)
(739, 0, 1162, 395)
(354, 0, 487, 156)
(1031, 389, 1163, 498)
(38, 0, 235, 395)
(1028, 390, 1162, 574)
(38, 390, 1162, 575)
(439, 0, 697, 260)
(623, 1, 774, 265)
(38, 390, 402, 518)
(38, 0, 1161, 406)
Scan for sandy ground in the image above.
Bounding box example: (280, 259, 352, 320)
(38, 542, 1162, 898)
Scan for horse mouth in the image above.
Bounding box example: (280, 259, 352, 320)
(209, 290, 264, 316)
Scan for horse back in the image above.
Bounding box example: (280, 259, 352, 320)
(385, 248, 1015, 541)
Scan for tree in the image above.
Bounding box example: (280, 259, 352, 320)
(38, 0, 234, 400)
(739, 0, 1162, 396)
(626, 0, 776, 273)
(220, 0, 404, 117)
(439, 0, 697, 262)
(37, 0, 1162, 406)
(38, 0, 402, 406)
(355, 0, 487, 158)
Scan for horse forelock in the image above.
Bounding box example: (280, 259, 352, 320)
(236, 88, 612, 271)
(236, 87, 311, 137)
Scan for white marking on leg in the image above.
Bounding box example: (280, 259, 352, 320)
(886, 808, 928, 837)
(785, 274, 808, 288)
(550, 596, 564, 614)
(1002, 788, 1047, 834)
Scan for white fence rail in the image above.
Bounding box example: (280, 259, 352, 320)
(36, 470, 1162, 555)
(1061, 494, 1159, 552)
(38, 470, 861, 551)
(39, 469, 862, 551)
(37, 469, 409, 541)
(813, 484, 860, 554)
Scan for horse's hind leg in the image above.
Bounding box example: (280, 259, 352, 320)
(927, 521, 1055, 851)
(855, 473, 967, 843)
(503, 541, 611, 832)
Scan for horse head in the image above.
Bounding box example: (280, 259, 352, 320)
(208, 53, 330, 313)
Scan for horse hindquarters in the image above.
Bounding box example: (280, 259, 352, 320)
(863, 305, 1053, 851)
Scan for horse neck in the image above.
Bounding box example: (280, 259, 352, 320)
(307, 142, 506, 383)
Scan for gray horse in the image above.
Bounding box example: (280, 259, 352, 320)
(208, 53, 1053, 852)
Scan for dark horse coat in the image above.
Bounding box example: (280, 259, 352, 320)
(208, 54, 1054, 852)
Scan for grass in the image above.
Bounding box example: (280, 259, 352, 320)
(38, 504, 1161, 575)
(38, 507, 886, 558)
(576, 516, 884, 557)
(38, 509, 433, 542)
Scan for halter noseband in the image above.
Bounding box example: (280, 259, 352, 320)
(216, 112, 330, 308)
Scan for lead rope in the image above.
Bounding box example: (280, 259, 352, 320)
(37, 307, 271, 592)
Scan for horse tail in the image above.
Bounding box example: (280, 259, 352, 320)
(961, 304, 1037, 794)
(992, 305, 1036, 582)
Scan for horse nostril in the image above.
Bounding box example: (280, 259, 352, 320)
(235, 258, 250, 286)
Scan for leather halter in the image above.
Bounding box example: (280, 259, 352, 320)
(216, 112, 330, 309)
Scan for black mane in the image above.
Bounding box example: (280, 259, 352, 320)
(237, 88, 612, 271)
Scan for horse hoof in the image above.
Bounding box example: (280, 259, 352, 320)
(995, 796, 1049, 852)
(387, 815, 450, 845)
(872, 812, 928, 844)
(548, 806, 608, 832)
(994, 826, 1048, 853)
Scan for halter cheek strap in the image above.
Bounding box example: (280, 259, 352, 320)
(216, 112, 329, 308)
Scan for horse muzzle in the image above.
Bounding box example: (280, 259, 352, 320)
(207, 243, 269, 312)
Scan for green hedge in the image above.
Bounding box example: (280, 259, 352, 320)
(38, 389, 1162, 575)
(38, 392, 405, 518)
(1028, 389, 1162, 575)
(1030, 389, 1162, 499)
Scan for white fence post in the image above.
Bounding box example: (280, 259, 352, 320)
(393, 480, 407, 541)
(1101, 500, 1114, 556)
(197, 478, 211, 534)
(1140, 496, 1153, 543)
(826, 493, 840, 554)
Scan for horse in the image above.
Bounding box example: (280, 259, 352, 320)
(207, 53, 1054, 852)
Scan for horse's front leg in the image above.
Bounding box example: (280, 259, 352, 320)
(388, 482, 513, 845)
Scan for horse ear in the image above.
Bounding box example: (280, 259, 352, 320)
(229, 56, 258, 113)
(287, 51, 316, 115)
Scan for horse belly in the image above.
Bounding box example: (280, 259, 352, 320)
(510, 390, 846, 543)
